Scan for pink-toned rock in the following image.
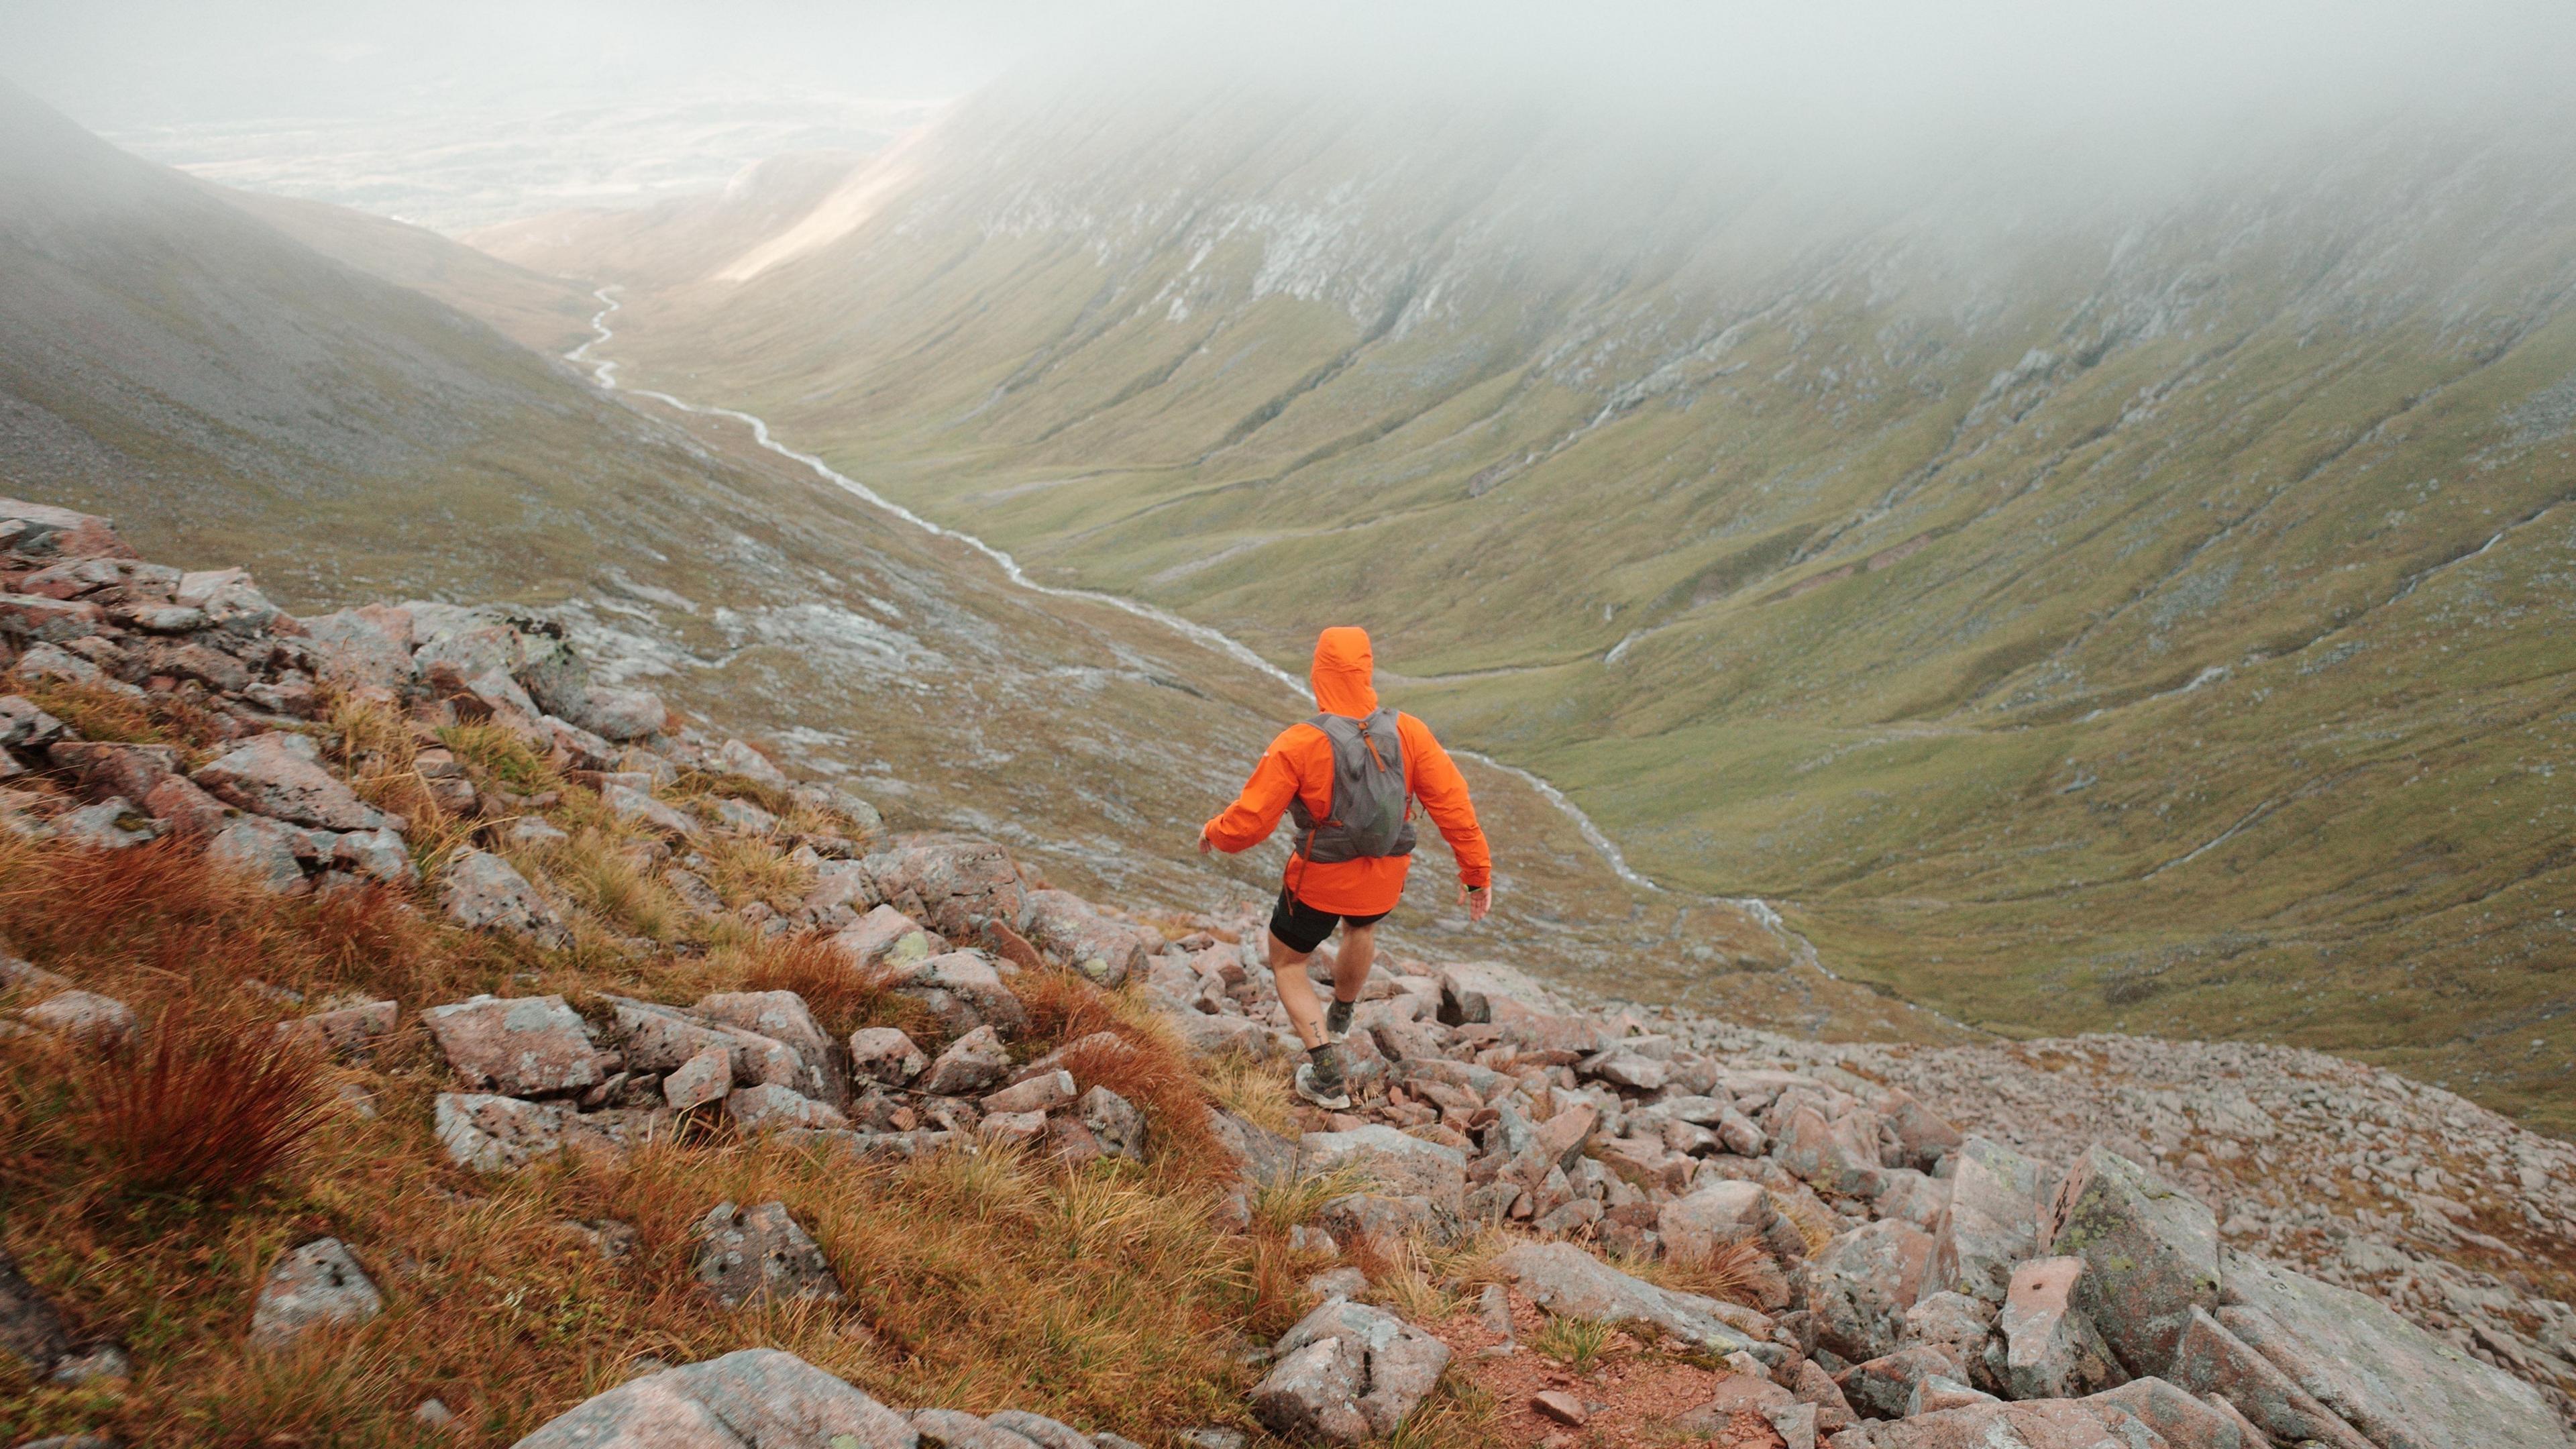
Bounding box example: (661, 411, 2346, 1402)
(0, 498, 136, 560)
(1807, 1219, 1934, 1363)
(847, 1026, 928, 1084)
(439, 849, 568, 948)
(830, 904, 940, 968)
(981, 1067, 1075, 1116)
(142, 773, 230, 836)
(276, 1000, 396, 1058)
(1927, 1136, 2047, 1303)
(1872, 1399, 2128, 1449)
(883, 951, 1026, 1036)
(511, 1349, 912, 1449)
(920, 1024, 1012, 1096)
(1532, 1389, 1587, 1426)
(421, 994, 602, 1096)
(2000, 1255, 2129, 1400)
(2166, 1306, 2373, 1449)
(193, 733, 392, 831)
(1017, 888, 1158, 986)
(1834, 1344, 1962, 1421)
(1658, 1179, 1774, 1260)
(21, 988, 136, 1049)
(2083, 1376, 2262, 1449)
(725, 1084, 848, 1134)
(1774, 1099, 1886, 1198)
(694, 991, 834, 1085)
(664, 1043, 733, 1112)
(2044, 1144, 2218, 1377)
(46, 741, 177, 804)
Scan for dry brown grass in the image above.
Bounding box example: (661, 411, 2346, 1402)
(5, 672, 227, 761)
(1012, 969, 1224, 1181)
(695, 831, 814, 913)
(1625, 1236, 1773, 1307)
(735, 932, 930, 1041)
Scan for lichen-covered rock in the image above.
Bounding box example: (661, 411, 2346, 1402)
(1299, 1125, 1468, 1212)
(849, 1026, 928, 1085)
(439, 849, 570, 948)
(21, 989, 136, 1049)
(1927, 1136, 2046, 1304)
(1252, 1297, 1452, 1443)
(2043, 1144, 2218, 1377)
(921, 1024, 1014, 1096)
(692, 1201, 842, 1309)
(2082, 1377, 2263, 1449)
(331, 828, 417, 885)
(566, 685, 669, 743)
(50, 797, 160, 850)
(1807, 1219, 1934, 1364)
(694, 991, 835, 1089)
(193, 733, 392, 831)
(510, 1348, 914, 1449)
(912, 1407, 1041, 1449)
(276, 1000, 397, 1058)
(1081, 1085, 1145, 1161)
(601, 781, 698, 837)
(886, 951, 1027, 1037)
(1658, 1179, 1775, 1261)
(983, 1067, 1076, 1116)
(2167, 1305, 2374, 1449)
(247, 1238, 382, 1350)
(663, 1043, 733, 1112)
(725, 1084, 849, 1134)
(861, 838, 1027, 943)
(1018, 889, 1157, 985)
(420, 994, 602, 1097)
(1998, 1256, 2128, 1400)
(2215, 1250, 2565, 1449)
(434, 1093, 653, 1172)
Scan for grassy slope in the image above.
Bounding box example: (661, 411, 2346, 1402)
(577, 85, 2576, 1129)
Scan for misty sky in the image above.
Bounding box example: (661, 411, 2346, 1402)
(7, 0, 2573, 233)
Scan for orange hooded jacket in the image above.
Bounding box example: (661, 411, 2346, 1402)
(1203, 627, 1492, 918)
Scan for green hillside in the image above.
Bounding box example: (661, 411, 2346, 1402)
(573, 82, 2576, 1130)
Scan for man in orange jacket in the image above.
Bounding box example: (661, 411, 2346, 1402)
(1199, 626, 1493, 1108)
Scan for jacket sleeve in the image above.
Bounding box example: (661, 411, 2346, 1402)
(1401, 714, 1493, 889)
(1203, 730, 1308, 853)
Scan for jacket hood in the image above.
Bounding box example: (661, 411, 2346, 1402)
(1310, 626, 1379, 717)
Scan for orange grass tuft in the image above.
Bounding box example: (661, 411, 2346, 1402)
(1012, 967, 1224, 1181)
(739, 932, 928, 1040)
(78, 1005, 329, 1199)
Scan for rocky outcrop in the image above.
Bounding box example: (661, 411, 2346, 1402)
(1250, 1297, 1450, 1444)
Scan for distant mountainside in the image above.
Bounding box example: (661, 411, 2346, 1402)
(550, 75, 2576, 1129)
(0, 80, 1896, 1040)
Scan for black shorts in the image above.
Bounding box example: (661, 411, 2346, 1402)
(1268, 888, 1389, 955)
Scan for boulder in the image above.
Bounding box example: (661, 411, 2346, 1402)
(51, 798, 159, 850)
(1835, 1344, 1964, 1421)
(1437, 961, 1546, 1024)
(1018, 889, 1157, 985)
(911, 1409, 1041, 1449)
(0, 695, 65, 749)
(861, 838, 1027, 942)
(176, 568, 277, 633)
(2082, 1377, 2262, 1449)
(694, 991, 835, 1089)
(1299, 1125, 1468, 1211)
(2167, 1305, 2374, 1449)
(1807, 1220, 1934, 1364)
(985, 1411, 1093, 1449)
(833, 904, 939, 968)
(247, 1238, 383, 1350)
(1252, 1297, 1451, 1443)
(885, 951, 1028, 1036)
(1926, 1136, 2046, 1304)
(420, 994, 603, 1097)
(330, 828, 417, 885)
(433, 1093, 652, 1172)
(439, 850, 570, 948)
(1774, 1100, 1886, 1198)
(983, 1068, 1076, 1116)
(1879, 1089, 1964, 1170)
(2043, 1145, 2217, 1376)
(566, 686, 669, 743)
(1900, 1291, 1997, 1375)
(602, 781, 698, 837)
(193, 734, 392, 830)
(920, 1024, 1014, 1096)
(1658, 1179, 1776, 1261)
(276, 1000, 397, 1059)
(1487, 1240, 1759, 1355)
(2215, 1249, 2566, 1449)
(297, 608, 414, 692)
(511, 1348, 916, 1449)
(693, 1201, 843, 1309)
(1081, 1085, 1145, 1161)
(208, 816, 311, 892)
(849, 1026, 928, 1085)
(725, 1085, 849, 1134)
(0, 498, 134, 560)
(46, 741, 177, 804)
(663, 1043, 733, 1112)
(1871, 1399, 2130, 1448)
(609, 998, 810, 1095)
(1998, 1256, 2127, 1400)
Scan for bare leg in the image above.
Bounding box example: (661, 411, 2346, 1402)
(1269, 931, 1326, 1049)
(1332, 924, 1377, 1006)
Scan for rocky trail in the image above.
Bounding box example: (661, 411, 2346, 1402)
(0, 496, 2569, 1448)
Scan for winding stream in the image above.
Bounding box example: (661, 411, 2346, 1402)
(564, 287, 1918, 1019)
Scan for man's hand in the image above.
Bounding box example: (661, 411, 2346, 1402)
(1197, 826, 1215, 856)
(1458, 883, 1493, 923)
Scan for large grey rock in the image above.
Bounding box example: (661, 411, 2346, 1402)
(984, 1411, 1092, 1449)
(2216, 1250, 2567, 1449)
(1997, 1256, 2128, 1401)
(1436, 960, 1546, 1024)
(2043, 1144, 2217, 1377)
(602, 781, 699, 838)
(848, 1026, 928, 1085)
(247, 1238, 383, 1350)
(566, 686, 669, 743)
(1017, 889, 1157, 986)
(2168, 1305, 2375, 1449)
(1926, 1135, 2045, 1304)
(510, 1348, 917, 1448)
(1871, 1399, 2132, 1448)
(1774, 1099, 1886, 1198)
(694, 991, 836, 1092)
(1251, 1297, 1451, 1443)
(439, 850, 570, 949)
(911, 1408, 1040, 1449)
(208, 816, 311, 892)
(832, 904, 939, 969)
(920, 1024, 1014, 1096)
(332, 828, 418, 885)
(2082, 1377, 2262, 1449)
(1487, 1240, 1757, 1354)
(885, 951, 1027, 1036)
(421, 994, 603, 1097)
(50, 797, 159, 851)
(860, 837, 1028, 943)
(1299, 1125, 1468, 1211)
(1658, 1179, 1774, 1260)
(724, 1085, 849, 1134)
(610, 997, 808, 1095)
(435, 1093, 654, 1173)
(1080, 1085, 1145, 1161)
(692, 1201, 843, 1309)
(297, 608, 415, 692)
(193, 733, 391, 830)
(1806, 1219, 1934, 1364)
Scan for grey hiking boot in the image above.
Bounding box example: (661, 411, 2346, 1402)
(1324, 997, 1356, 1043)
(1295, 1046, 1352, 1111)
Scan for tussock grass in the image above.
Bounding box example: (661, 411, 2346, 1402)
(437, 721, 558, 798)
(75, 1004, 329, 1199)
(534, 826, 684, 944)
(695, 831, 814, 913)
(1621, 1236, 1772, 1307)
(1528, 1314, 1614, 1373)
(735, 932, 926, 1041)
(1201, 1050, 1295, 1136)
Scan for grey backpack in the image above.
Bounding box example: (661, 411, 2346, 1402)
(1289, 708, 1418, 863)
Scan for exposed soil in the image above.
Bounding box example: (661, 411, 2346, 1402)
(1424, 1289, 1787, 1449)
